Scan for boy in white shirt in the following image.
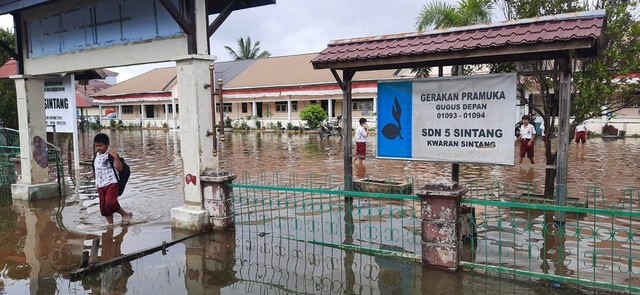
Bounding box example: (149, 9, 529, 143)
(353, 118, 368, 165)
(93, 133, 132, 226)
(517, 115, 536, 164)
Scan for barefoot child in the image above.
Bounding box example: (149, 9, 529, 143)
(353, 118, 368, 165)
(93, 133, 132, 226)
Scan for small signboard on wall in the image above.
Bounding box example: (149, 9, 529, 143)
(45, 75, 77, 133)
(377, 73, 517, 165)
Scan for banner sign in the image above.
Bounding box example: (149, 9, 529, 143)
(45, 75, 76, 133)
(377, 73, 517, 165)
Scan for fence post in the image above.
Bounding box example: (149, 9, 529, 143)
(416, 179, 468, 271)
(200, 168, 237, 230)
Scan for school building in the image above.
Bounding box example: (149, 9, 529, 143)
(91, 53, 410, 129)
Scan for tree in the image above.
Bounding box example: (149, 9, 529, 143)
(416, 0, 493, 30)
(414, 0, 493, 76)
(495, 0, 640, 197)
(299, 104, 327, 130)
(0, 28, 17, 129)
(224, 36, 271, 60)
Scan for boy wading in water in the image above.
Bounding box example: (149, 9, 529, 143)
(93, 133, 132, 226)
(517, 115, 536, 164)
(353, 118, 368, 165)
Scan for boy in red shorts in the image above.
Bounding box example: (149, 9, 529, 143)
(353, 118, 368, 165)
(575, 121, 587, 155)
(93, 133, 132, 226)
(517, 115, 536, 164)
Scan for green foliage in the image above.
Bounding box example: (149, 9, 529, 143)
(416, 0, 493, 30)
(299, 104, 327, 130)
(255, 120, 261, 129)
(162, 122, 169, 129)
(276, 121, 282, 130)
(286, 122, 294, 130)
(0, 29, 16, 129)
(224, 116, 232, 128)
(109, 119, 116, 127)
(224, 36, 271, 60)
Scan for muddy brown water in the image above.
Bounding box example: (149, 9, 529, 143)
(0, 130, 637, 294)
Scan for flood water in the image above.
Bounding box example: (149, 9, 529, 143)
(0, 130, 638, 294)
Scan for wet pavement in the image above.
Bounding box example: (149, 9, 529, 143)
(0, 130, 638, 294)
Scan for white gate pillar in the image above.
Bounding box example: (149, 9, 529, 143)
(11, 76, 59, 200)
(171, 55, 218, 231)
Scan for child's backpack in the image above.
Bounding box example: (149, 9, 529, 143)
(93, 152, 131, 196)
(108, 156, 131, 196)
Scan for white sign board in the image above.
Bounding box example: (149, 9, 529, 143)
(377, 73, 517, 165)
(45, 75, 76, 133)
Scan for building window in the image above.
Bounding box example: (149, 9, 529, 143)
(242, 103, 248, 113)
(291, 101, 298, 112)
(216, 103, 232, 113)
(275, 102, 287, 112)
(122, 106, 133, 114)
(353, 100, 374, 115)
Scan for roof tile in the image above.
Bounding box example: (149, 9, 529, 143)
(313, 13, 604, 66)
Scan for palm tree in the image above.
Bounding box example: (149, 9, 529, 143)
(224, 36, 271, 60)
(413, 0, 493, 76)
(416, 0, 493, 30)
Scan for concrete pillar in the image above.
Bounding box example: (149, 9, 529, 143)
(328, 98, 333, 118)
(11, 77, 59, 200)
(164, 103, 169, 126)
(118, 105, 123, 119)
(99, 104, 103, 125)
(416, 180, 468, 271)
(201, 169, 236, 229)
(252, 101, 257, 117)
(171, 55, 218, 232)
(373, 96, 378, 115)
(140, 104, 145, 126)
(287, 99, 292, 123)
(172, 97, 178, 129)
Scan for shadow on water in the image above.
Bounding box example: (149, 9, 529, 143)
(0, 130, 637, 294)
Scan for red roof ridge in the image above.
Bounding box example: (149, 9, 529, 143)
(328, 10, 606, 46)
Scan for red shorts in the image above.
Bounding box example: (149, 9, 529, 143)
(575, 131, 586, 143)
(98, 183, 121, 216)
(355, 142, 366, 158)
(519, 139, 534, 158)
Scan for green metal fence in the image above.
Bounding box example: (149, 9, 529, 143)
(230, 172, 422, 259)
(461, 180, 640, 293)
(0, 127, 65, 195)
(230, 171, 640, 293)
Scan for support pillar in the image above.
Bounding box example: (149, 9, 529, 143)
(201, 169, 236, 230)
(416, 179, 467, 271)
(287, 98, 292, 123)
(328, 98, 333, 118)
(171, 55, 218, 232)
(11, 77, 59, 200)
(172, 97, 178, 129)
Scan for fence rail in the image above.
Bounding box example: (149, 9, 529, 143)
(230, 172, 422, 259)
(461, 181, 640, 293)
(0, 127, 65, 195)
(229, 171, 640, 293)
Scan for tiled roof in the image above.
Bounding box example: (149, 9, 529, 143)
(0, 58, 16, 79)
(312, 10, 605, 70)
(224, 53, 398, 89)
(92, 67, 177, 96)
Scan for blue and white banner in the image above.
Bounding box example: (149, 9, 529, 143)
(377, 73, 517, 165)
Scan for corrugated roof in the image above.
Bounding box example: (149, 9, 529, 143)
(312, 10, 605, 70)
(224, 53, 398, 89)
(93, 67, 176, 96)
(213, 59, 256, 90)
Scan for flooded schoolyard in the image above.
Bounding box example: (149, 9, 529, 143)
(0, 129, 638, 294)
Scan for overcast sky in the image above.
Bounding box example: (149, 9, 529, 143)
(0, 0, 495, 82)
